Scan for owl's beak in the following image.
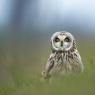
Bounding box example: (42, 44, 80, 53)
(61, 41, 63, 47)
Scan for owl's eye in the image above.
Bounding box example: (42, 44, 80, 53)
(55, 37, 60, 42)
(64, 37, 70, 42)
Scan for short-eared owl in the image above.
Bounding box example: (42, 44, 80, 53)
(42, 31, 84, 78)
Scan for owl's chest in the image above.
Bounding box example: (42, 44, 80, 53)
(54, 53, 67, 65)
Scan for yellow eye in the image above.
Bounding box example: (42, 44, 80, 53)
(55, 37, 60, 42)
(64, 37, 70, 42)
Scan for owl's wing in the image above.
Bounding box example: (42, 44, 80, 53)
(69, 50, 84, 73)
(42, 53, 55, 78)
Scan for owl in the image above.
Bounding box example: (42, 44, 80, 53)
(42, 31, 84, 79)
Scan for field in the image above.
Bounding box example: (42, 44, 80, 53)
(0, 32, 95, 95)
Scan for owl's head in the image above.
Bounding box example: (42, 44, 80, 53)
(51, 31, 76, 52)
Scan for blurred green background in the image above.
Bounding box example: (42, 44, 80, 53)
(0, 31, 95, 95)
(0, 0, 95, 95)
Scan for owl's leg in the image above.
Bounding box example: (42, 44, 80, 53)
(42, 54, 55, 79)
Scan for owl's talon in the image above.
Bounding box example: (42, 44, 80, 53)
(42, 71, 51, 79)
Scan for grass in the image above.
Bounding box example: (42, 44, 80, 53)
(0, 32, 95, 95)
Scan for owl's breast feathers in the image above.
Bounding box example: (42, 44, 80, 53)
(54, 49, 74, 64)
(51, 48, 83, 72)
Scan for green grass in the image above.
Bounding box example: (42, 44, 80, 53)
(0, 34, 95, 95)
